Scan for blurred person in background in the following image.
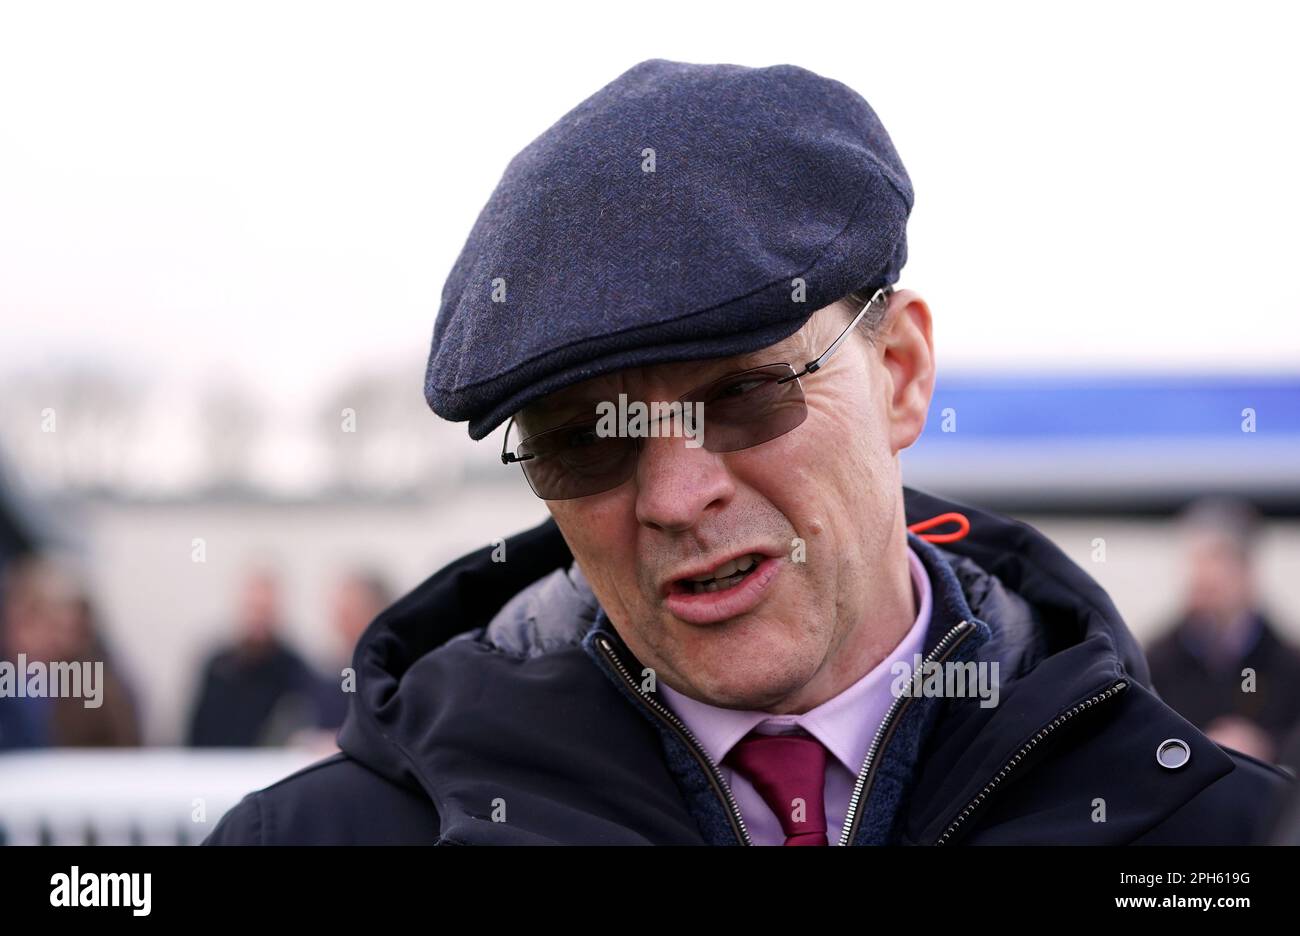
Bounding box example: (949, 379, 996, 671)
(0, 556, 140, 748)
(312, 568, 393, 731)
(186, 566, 322, 747)
(0, 555, 64, 749)
(49, 593, 142, 747)
(1147, 497, 1300, 763)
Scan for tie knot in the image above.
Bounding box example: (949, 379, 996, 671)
(723, 730, 830, 845)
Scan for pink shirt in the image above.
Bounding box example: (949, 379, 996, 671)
(658, 545, 933, 845)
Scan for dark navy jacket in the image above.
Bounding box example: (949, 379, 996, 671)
(204, 488, 1292, 845)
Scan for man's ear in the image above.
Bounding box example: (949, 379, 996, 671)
(877, 289, 935, 454)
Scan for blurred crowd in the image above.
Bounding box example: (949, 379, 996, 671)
(0, 556, 390, 752)
(0, 496, 1298, 774)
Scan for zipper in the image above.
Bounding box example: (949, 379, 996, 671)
(596, 636, 752, 845)
(932, 678, 1129, 845)
(837, 619, 977, 846)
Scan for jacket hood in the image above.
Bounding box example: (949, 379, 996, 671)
(337, 486, 1237, 844)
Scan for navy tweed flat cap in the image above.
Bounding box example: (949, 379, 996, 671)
(425, 58, 914, 440)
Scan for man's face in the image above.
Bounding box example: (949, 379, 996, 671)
(238, 571, 280, 646)
(1184, 529, 1253, 625)
(518, 290, 934, 713)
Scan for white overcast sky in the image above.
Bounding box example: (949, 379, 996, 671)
(2, 0, 1298, 422)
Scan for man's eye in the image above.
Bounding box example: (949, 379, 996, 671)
(563, 427, 599, 448)
(711, 377, 767, 400)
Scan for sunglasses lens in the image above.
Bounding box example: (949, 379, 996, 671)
(693, 364, 807, 452)
(510, 364, 808, 500)
(518, 423, 637, 500)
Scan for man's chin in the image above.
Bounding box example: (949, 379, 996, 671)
(685, 676, 813, 712)
(652, 609, 827, 707)
(669, 652, 818, 711)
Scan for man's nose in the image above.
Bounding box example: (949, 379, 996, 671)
(633, 434, 734, 533)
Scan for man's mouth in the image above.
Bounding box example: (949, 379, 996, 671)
(676, 553, 765, 595)
(663, 552, 785, 626)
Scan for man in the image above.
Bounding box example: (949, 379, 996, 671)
(1146, 497, 1300, 764)
(1, 556, 141, 749)
(187, 567, 322, 747)
(206, 59, 1290, 845)
(311, 569, 395, 731)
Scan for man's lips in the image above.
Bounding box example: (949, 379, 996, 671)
(659, 547, 784, 599)
(661, 554, 785, 626)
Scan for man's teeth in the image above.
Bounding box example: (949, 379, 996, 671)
(684, 554, 761, 593)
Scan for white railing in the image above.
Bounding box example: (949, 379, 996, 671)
(0, 748, 323, 845)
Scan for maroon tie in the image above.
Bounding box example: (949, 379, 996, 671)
(723, 730, 830, 846)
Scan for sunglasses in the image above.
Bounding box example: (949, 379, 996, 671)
(501, 286, 893, 500)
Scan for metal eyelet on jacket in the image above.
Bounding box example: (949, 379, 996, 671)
(1156, 738, 1192, 770)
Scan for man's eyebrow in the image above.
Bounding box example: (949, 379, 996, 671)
(740, 334, 806, 366)
(518, 334, 810, 430)
(714, 333, 808, 373)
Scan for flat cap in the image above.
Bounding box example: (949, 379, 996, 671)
(425, 58, 914, 440)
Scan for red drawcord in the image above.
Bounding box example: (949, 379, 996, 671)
(908, 511, 970, 544)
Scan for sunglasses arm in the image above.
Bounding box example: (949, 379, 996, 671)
(785, 285, 892, 381)
(499, 417, 536, 464)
